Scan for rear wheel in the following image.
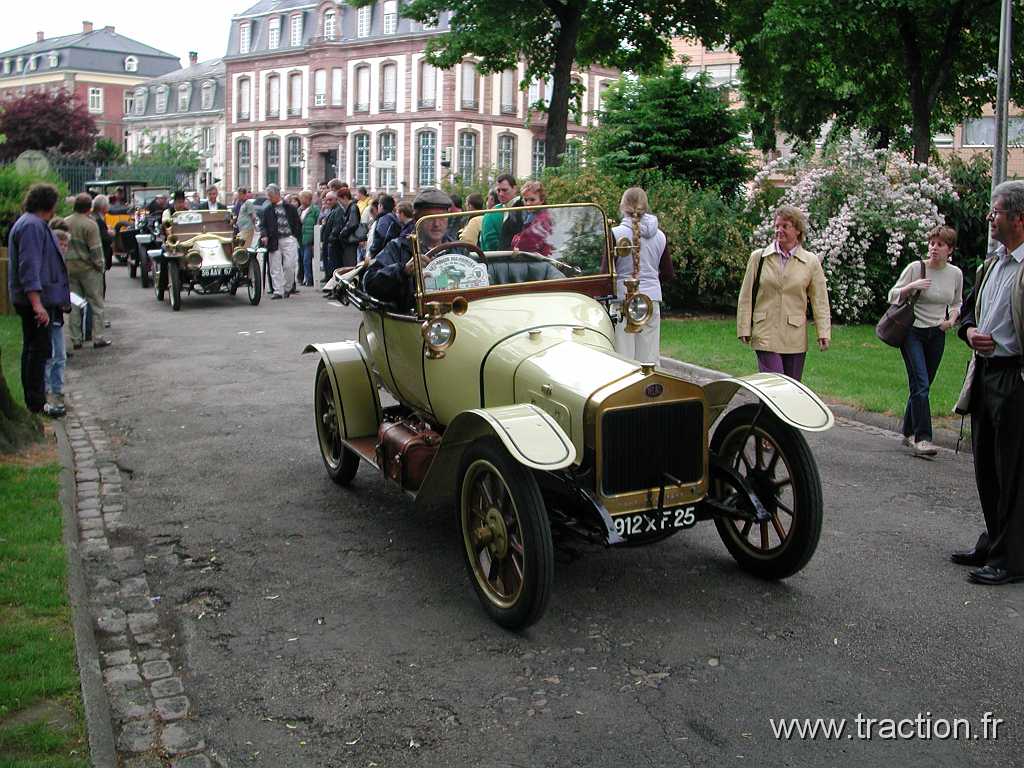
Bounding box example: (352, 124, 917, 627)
(168, 260, 182, 311)
(458, 437, 553, 629)
(709, 404, 823, 580)
(247, 256, 262, 305)
(314, 363, 359, 485)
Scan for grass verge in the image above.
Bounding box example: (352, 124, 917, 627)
(661, 318, 971, 421)
(0, 315, 24, 407)
(0, 451, 88, 767)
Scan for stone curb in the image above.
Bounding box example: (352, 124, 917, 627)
(55, 421, 119, 768)
(658, 355, 970, 455)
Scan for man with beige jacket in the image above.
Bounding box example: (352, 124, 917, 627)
(736, 205, 831, 381)
(65, 193, 111, 349)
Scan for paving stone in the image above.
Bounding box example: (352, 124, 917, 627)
(102, 484, 123, 496)
(149, 676, 183, 698)
(120, 596, 157, 613)
(76, 468, 99, 481)
(104, 664, 142, 685)
(77, 497, 100, 511)
(127, 612, 159, 635)
(123, 756, 164, 768)
(102, 649, 134, 667)
(117, 719, 156, 753)
(154, 695, 189, 721)
(95, 608, 127, 634)
(78, 506, 102, 519)
(134, 633, 162, 647)
(98, 633, 129, 652)
(103, 503, 125, 514)
(79, 517, 104, 531)
(114, 559, 145, 577)
(119, 576, 149, 596)
(161, 722, 205, 756)
(78, 489, 99, 501)
(78, 481, 99, 492)
(108, 684, 152, 720)
(90, 576, 120, 593)
(110, 546, 135, 561)
(80, 527, 106, 540)
(171, 755, 212, 768)
(100, 467, 120, 480)
(141, 660, 173, 680)
(139, 648, 171, 663)
(105, 514, 128, 533)
(102, 493, 125, 506)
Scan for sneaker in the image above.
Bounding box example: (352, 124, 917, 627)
(43, 403, 66, 418)
(901, 435, 915, 448)
(913, 439, 938, 457)
(271, 293, 283, 300)
(92, 338, 112, 348)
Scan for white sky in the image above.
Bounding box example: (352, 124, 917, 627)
(1, 1, 255, 70)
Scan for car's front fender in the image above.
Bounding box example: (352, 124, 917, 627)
(704, 373, 834, 432)
(414, 404, 575, 510)
(303, 341, 381, 439)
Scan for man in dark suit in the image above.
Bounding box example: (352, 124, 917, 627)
(952, 179, 1024, 585)
(196, 186, 227, 211)
(259, 184, 302, 300)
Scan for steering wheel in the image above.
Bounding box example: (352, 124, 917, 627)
(421, 240, 487, 263)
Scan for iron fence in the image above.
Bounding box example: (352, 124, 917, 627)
(51, 162, 193, 194)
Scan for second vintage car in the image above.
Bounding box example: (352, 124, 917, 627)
(307, 201, 834, 629)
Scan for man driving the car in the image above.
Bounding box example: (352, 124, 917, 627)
(364, 188, 455, 311)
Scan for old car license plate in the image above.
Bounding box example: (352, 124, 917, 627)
(613, 506, 697, 537)
(202, 266, 232, 277)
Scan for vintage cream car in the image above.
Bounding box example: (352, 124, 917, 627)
(306, 203, 833, 629)
(155, 210, 262, 310)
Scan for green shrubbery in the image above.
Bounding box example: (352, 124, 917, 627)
(0, 163, 69, 242)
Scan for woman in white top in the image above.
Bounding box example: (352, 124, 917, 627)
(611, 187, 671, 365)
(887, 225, 964, 456)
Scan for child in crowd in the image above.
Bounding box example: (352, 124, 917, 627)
(44, 221, 72, 418)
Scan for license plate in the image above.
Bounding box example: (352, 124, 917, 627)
(201, 267, 232, 277)
(613, 506, 697, 538)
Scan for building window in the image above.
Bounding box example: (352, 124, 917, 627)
(314, 69, 326, 106)
(331, 68, 343, 106)
(457, 132, 477, 182)
(570, 76, 583, 123)
(529, 77, 552, 108)
(963, 117, 1024, 147)
(15, 57, 23, 72)
(201, 127, 214, 151)
(353, 133, 370, 187)
(134, 87, 147, 115)
(269, 17, 281, 49)
(563, 139, 581, 169)
(201, 81, 215, 110)
(2, 59, 10, 75)
(237, 78, 251, 119)
(267, 74, 280, 117)
(381, 63, 397, 110)
(27, 56, 38, 72)
(265, 137, 280, 186)
(418, 131, 436, 187)
(377, 131, 397, 191)
(290, 14, 303, 46)
(88, 87, 103, 114)
(500, 70, 516, 114)
(933, 132, 954, 147)
(47, 51, 58, 67)
(497, 134, 515, 174)
(324, 10, 337, 40)
(383, 0, 398, 34)
(239, 23, 251, 54)
(531, 137, 545, 177)
(155, 86, 168, 113)
(461, 62, 477, 110)
(123, 92, 134, 115)
(596, 81, 609, 114)
(357, 5, 371, 38)
(355, 65, 370, 112)
(288, 73, 302, 116)
(124, 55, 139, 72)
(287, 136, 303, 187)
(419, 62, 436, 108)
(178, 84, 191, 112)
(237, 138, 251, 188)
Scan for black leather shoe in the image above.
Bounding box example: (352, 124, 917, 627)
(968, 565, 1024, 585)
(951, 547, 988, 567)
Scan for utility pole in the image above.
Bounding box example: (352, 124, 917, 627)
(988, 0, 1012, 254)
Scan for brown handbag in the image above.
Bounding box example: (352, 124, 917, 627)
(876, 260, 926, 347)
(375, 417, 441, 491)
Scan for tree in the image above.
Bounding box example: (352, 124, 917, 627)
(586, 65, 752, 197)
(727, 0, 1024, 163)
(131, 134, 201, 174)
(399, 0, 723, 168)
(0, 90, 97, 162)
(91, 137, 126, 165)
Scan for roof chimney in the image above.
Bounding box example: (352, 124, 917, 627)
(104, 25, 115, 33)
(82, 21, 93, 33)
(189, 51, 198, 66)
(36, 31, 44, 42)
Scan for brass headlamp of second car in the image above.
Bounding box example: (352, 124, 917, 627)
(422, 301, 457, 359)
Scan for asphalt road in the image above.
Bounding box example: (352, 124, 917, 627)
(67, 266, 1023, 768)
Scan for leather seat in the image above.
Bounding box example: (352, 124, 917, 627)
(487, 259, 562, 285)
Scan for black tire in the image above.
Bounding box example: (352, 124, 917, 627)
(140, 253, 153, 288)
(458, 437, 553, 630)
(155, 262, 167, 301)
(314, 363, 359, 485)
(129, 255, 138, 279)
(168, 260, 182, 311)
(709, 403, 823, 580)
(247, 256, 262, 305)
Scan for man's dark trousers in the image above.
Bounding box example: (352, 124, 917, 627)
(16, 306, 51, 413)
(970, 356, 1024, 573)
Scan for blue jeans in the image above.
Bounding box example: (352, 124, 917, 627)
(300, 244, 314, 285)
(900, 325, 945, 442)
(45, 321, 66, 396)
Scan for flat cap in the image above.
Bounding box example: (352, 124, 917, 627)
(172, 190, 186, 201)
(413, 187, 452, 210)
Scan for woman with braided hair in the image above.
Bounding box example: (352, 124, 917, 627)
(611, 187, 671, 365)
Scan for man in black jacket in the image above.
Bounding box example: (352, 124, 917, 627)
(259, 184, 302, 299)
(196, 186, 227, 211)
(328, 186, 361, 270)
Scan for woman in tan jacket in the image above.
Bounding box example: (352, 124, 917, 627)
(736, 205, 831, 380)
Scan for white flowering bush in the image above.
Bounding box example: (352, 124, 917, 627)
(750, 142, 959, 322)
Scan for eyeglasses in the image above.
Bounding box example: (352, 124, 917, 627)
(989, 208, 1019, 218)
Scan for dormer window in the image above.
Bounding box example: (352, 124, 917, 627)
(178, 83, 191, 111)
(134, 87, 147, 115)
(27, 56, 38, 71)
(383, 1, 398, 34)
(47, 51, 58, 67)
(124, 56, 138, 72)
(239, 22, 251, 54)
(155, 85, 168, 113)
(200, 81, 215, 110)
(268, 18, 281, 49)
(323, 9, 336, 40)
(357, 5, 371, 38)
(290, 14, 303, 46)
(15, 57, 23, 72)
(2, 59, 10, 75)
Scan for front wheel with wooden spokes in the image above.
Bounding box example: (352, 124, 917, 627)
(458, 438, 553, 630)
(314, 362, 359, 485)
(709, 403, 823, 580)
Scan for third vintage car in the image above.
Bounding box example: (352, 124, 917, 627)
(306, 202, 834, 629)
(154, 209, 263, 310)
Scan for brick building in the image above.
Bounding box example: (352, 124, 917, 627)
(0, 21, 180, 146)
(224, 0, 617, 195)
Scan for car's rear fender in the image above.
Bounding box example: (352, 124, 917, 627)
(703, 372, 834, 433)
(303, 341, 381, 439)
(415, 404, 575, 510)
